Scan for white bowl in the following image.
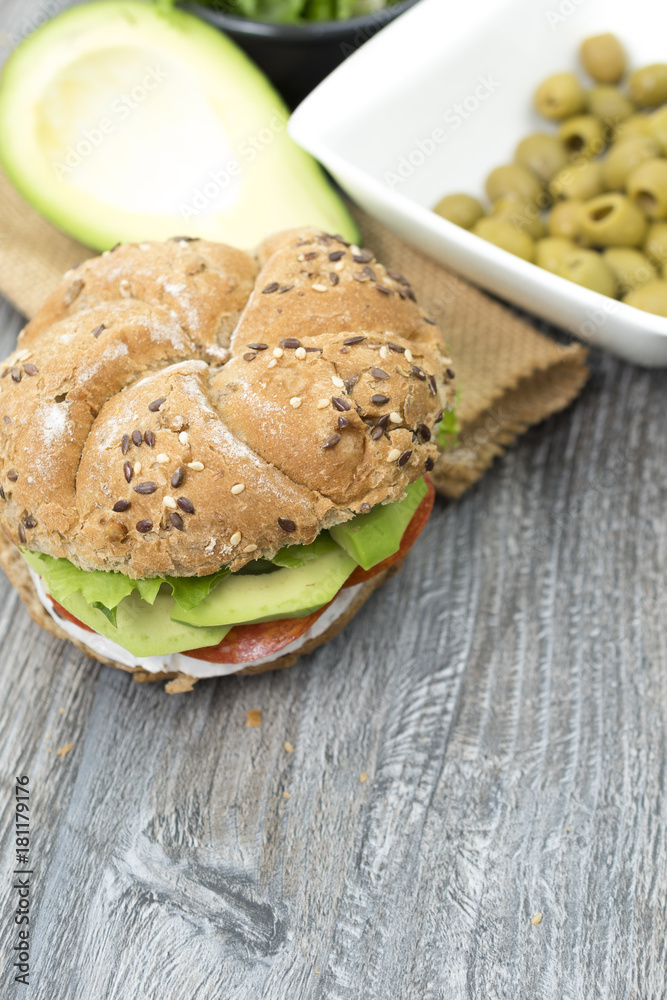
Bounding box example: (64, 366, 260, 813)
(289, 0, 667, 367)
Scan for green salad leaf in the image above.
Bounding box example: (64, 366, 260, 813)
(436, 403, 460, 452)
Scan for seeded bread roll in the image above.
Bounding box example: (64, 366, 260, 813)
(0, 230, 454, 579)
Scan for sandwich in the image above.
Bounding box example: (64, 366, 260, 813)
(0, 228, 455, 685)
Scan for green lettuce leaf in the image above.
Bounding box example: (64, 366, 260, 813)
(163, 568, 230, 611)
(271, 533, 337, 569)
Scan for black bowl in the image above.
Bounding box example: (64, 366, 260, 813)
(185, 1, 420, 107)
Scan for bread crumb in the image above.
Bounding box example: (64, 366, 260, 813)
(246, 709, 262, 728)
(58, 707, 65, 715)
(284, 741, 294, 753)
(56, 742, 74, 758)
(360, 772, 368, 784)
(283, 790, 291, 800)
(165, 674, 198, 694)
(314, 969, 320, 974)
(531, 913, 543, 926)
(566, 826, 572, 833)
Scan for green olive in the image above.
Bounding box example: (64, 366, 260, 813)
(535, 237, 577, 273)
(579, 193, 648, 247)
(471, 217, 535, 261)
(491, 197, 545, 239)
(602, 247, 657, 294)
(535, 72, 587, 121)
(514, 133, 568, 183)
(647, 106, 667, 155)
(558, 114, 607, 159)
(549, 160, 604, 201)
(587, 86, 635, 129)
(644, 222, 667, 267)
(601, 135, 661, 190)
(580, 33, 626, 84)
(615, 113, 653, 142)
(556, 248, 617, 296)
(485, 164, 544, 205)
(629, 64, 667, 107)
(626, 159, 667, 220)
(623, 279, 667, 316)
(433, 193, 484, 229)
(547, 200, 584, 240)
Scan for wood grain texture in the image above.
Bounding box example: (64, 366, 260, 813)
(1, 4, 667, 995)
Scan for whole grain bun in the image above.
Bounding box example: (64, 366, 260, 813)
(0, 230, 454, 579)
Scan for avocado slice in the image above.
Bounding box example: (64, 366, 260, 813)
(172, 540, 357, 627)
(0, 1, 357, 251)
(329, 478, 428, 570)
(54, 588, 230, 657)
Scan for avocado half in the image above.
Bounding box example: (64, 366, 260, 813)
(0, 1, 357, 250)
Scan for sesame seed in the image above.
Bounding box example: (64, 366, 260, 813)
(231, 483, 245, 495)
(243, 544, 258, 553)
(92, 324, 105, 339)
(131, 430, 142, 447)
(63, 278, 83, 306)
(387, 448, 401, 462)
(273, 347, 284, 358)
(380, 346, 388, 359)
(113, 499, 130, 512)
(133, 462, 142, 475)
(280, 338, 301, 349)
(156, 453, 169, 464)
(148, 397, 166, 412)
(278, 517, 297, 532)
(398, 450, 412, 467)
(179, 431, 189, 445)
(124, 461, 133, 483)
(350, 245, 361, 255)
(247, 343, 268, 351)
(312, 284, 328, 292)
(405, 349, 414, 363)
(370, 394, 390, 405)
(121, 434, 130, 455)
(295, 347, 307, 360)
(134, 481, 157, 494)
(334, 260, 345, 272)
(369, 367, 390, 380)
(170, 511, 185, 531)
(187, 461, 204, 471)
(317, 398, 330, 409)
(136, 519, 153, 534)
(163, 496, 177, 509)
(144, 429, 155, 447)
(290, 397, 302, 409)
(171, 467, 184, 488)
(262, 282, 280, 294)
(343, 335, 366, 346)
(332, 396, 350, 411)
(230, 531, 242, 547)
(389, 412, 402, 424)
(268, 358, 277, 368)
(11, 368, 21, 382)
(332, 375, 345, 388)
(323, 433, 341, 449)
(244, 352, 256, 362)
(177, 497, 195, 514)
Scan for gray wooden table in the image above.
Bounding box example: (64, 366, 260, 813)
(2, 6, 667, 999)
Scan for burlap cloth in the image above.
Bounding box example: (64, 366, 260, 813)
(0, 169, 589, 497)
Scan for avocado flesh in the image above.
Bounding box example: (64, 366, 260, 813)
(55, 588, 230, 657)
(329, 478, 428, 570)
(0, 1, 357, 251)
(172, 544, 357, 627)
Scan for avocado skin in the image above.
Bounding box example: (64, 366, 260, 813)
(172, 547, 357, 628)
(329, 479, 428, 571)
